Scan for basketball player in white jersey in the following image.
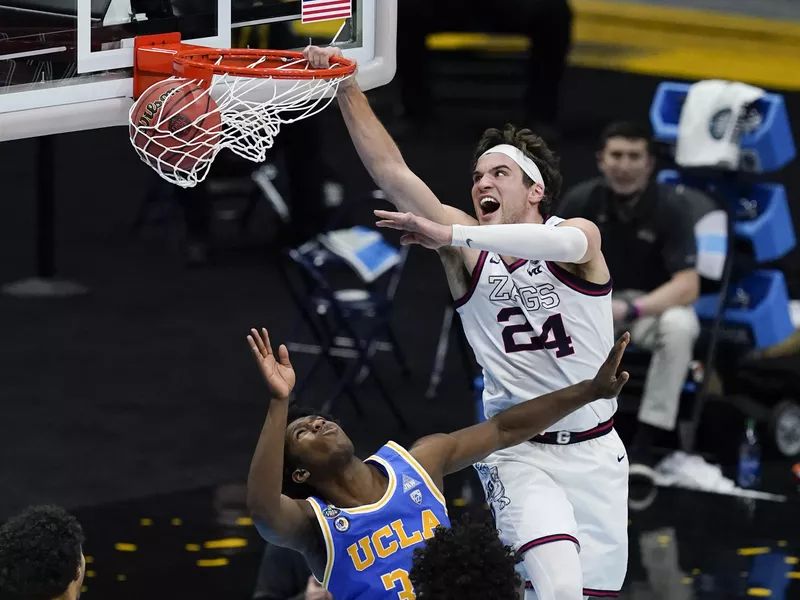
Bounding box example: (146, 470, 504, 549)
(304, 45, 627, 600)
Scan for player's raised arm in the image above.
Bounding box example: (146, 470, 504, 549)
(411, 333, 631, 479)
(303, 45, 474, 227)
(246, 328, 318, 553)
(375, 209, 601, 265)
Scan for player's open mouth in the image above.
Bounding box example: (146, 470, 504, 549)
(479, 196, 500, 217)
(321, 423, 337, 436)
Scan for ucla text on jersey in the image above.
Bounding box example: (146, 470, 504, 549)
(307, 441, 450, 600)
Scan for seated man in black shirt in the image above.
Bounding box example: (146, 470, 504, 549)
(560, 122, 702, 464)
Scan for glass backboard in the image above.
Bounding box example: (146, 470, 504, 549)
(0, 0, 396, 141)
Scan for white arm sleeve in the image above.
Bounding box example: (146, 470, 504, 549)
(451, 223, 589, 263)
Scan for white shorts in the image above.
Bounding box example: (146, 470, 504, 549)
(474, 423, 629, 597)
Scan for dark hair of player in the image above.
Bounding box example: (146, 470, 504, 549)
(0, 505, 85, 600)
(473, 124, 563, 216)
(409, 515, 522, 599)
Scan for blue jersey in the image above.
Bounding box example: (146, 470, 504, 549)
(307, 441, 450, 600)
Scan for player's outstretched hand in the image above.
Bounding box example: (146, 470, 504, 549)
(303, 44, 342, 68)
(247, 328, 296, 400)
(374, 209, 453, 249)
(589, 332, 630, 399)
(303, 45, 356, 88)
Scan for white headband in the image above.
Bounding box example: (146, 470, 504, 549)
(481, 144, 545, 190)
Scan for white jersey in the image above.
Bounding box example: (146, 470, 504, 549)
(456, 216, 616, 432)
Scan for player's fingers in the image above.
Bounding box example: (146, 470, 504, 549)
(611, 371, 630, 395)
(609, 332, 629, 362)
(260, 328, 274, 357)
(376, 209, 414, 224)
(324, 46, 343, 61)
(250, 328, 268, 357)
(305, 47, 321, 67)
(375, 220, 404, 230)
(312, 47, 330, 68)
(278, 344, 292, 367)
(615, 331, 630, 349)
(313, 47, 330, 68)
(400, 233, 419, 246)
(246, 335, 262, 359)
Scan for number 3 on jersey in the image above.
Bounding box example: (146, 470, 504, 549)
(381, 568, 415, 599)
(497, 307, 574, 357)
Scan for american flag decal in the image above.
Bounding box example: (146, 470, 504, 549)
(301, 0, 353, 24)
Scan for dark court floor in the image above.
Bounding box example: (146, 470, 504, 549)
(1, 52, 800, 599)
(67, 471, 800, 599)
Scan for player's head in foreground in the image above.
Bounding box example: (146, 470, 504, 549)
(597, 120, 655, 197)
(471, 124, 563, 226)
(409, 516, 522, 600)
(0, 505, 86, 600)
(281, 405, 354, 500)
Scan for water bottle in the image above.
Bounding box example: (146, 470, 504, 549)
(737, 419, 761, 489)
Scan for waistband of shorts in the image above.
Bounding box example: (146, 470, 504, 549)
(529, 418, 614, 445)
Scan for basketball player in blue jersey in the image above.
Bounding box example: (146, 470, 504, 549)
(245, 327, 630, 600)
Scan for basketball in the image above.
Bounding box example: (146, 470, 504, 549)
(129, 79, 222, 175)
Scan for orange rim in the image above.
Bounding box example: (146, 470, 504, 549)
(173, 48, 356, 80)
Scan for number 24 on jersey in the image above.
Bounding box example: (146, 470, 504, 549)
(497, 307, 575, 357)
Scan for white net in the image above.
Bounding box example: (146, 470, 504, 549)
(128, 56, 354, 188)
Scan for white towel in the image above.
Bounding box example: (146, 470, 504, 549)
(675, 79, 765, 170)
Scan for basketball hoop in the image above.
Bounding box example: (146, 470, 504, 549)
(129, 34, 357, 188)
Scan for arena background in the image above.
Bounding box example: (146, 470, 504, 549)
(1, 0, 800, 598)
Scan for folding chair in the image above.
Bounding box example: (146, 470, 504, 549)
(279, 238, 412, 431)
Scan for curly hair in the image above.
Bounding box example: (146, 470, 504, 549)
(281, 405, 340, 501)
(409, 516, 521, 599)
(0, 505, 85, 600)
(473, 124, 563, 216)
